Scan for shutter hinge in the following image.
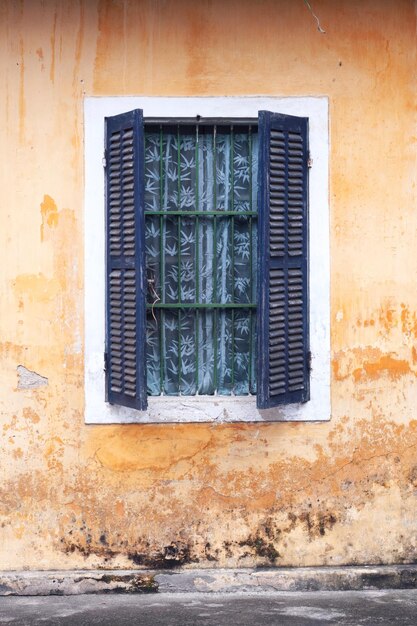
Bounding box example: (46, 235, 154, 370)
(307, 351, 312, 372)
(102, 150, 107, 169)
(307, 153, 313, 168)
(104, 352, 108, 373)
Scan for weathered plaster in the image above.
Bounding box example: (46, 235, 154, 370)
(0, 0, 416, 571)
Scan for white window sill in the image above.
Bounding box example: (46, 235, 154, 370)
(86, 390, 329, 424)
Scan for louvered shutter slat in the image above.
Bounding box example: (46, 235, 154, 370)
(105, 110, 147, 410)
(257, 111, 310, 409)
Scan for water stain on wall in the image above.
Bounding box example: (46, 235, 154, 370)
(40, 194, 59, 241)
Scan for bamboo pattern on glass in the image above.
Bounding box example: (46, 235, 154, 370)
(144, 124, 258, 396)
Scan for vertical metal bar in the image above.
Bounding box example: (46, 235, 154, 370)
(195, 309, 199, 394)
(248, 125, 253, 393)
(230, 125, 235, 392)
(177, 125, 182, 290)
(213, 125, 218, 392)
(159, 125, 165, 394)
(177, 125, 182, 393)
(178, 309, 181, 394)
(195, 124, 199, 393)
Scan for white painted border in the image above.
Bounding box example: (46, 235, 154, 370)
(84, 97, 330, 423)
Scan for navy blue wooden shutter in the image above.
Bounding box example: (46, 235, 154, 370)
(257, 111, 310, 409)
(105, 110, 147, 410)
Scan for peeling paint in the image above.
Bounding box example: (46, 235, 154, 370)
(333, 347, 416, 383)
(352, 355, 411, 382)
(17, 365, 48, 390)
(40, 194, 59, 240)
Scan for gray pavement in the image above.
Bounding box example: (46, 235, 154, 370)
(0, 590, 417, 625)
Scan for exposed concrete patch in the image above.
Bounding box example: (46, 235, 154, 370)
(155, 566, 417, 593)
(17, 365, 48, 390)
(0, 572, 157, 596)
(1, 566, 417, 596)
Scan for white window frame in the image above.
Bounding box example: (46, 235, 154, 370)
(84, 96, 330, 424)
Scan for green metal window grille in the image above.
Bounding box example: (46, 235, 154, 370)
(144, 121, 259, 396)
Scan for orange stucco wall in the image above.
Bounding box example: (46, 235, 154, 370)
(0, 0, 416, 570)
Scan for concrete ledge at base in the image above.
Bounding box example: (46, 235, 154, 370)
(0, 565, 417, 596)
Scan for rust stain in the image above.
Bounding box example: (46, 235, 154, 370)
(2, 414, 18, 434)
(73, 1, 84, 77)
(399, 304, 417, 338)
(22, 407, 40, 424)
(1, 471, 50, 506)
(93, 0, 129, 93)
(0, 342, 26, 360)
(50, 7, 57, 84)
(353, 355, 411, 382)
(40, 194, 59, 240)
(44, 436, 64, 454)
(378, 305, 397, 333)
(115, 501, 125, 517)
(363, 319, 375, 327)
(71, 1, 85, 156)
(18, 37, 25, 143)
(401, 303, 408, 329)
(337, 304, 417, 349)
(333, 347, 415, 383)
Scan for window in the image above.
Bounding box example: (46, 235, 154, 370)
(84, 97, 330, 424)
(105, 109, 310, 412)
(143, 121, 258, 398)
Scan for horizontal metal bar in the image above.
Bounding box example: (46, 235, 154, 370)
(146, 303, 257, 309)
(151, 392, 257, 397)
(145, 211, 258, 217)
(144, 117, 258, 126)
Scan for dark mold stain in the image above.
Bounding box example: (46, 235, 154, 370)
(73, 574, 158, 593)
(294, 511, 338, 541)
(128, 542, 194, 569)
(239, 534, 280, 562)
(99, 574, 158, 593)
(61, 538, 119, 561)
(62, 534, 196, 569)
(223, 541, 233, 559)
(360, 570, 417, 590)
(408, 465, 417, 487)
(204, 542, 219, 562)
